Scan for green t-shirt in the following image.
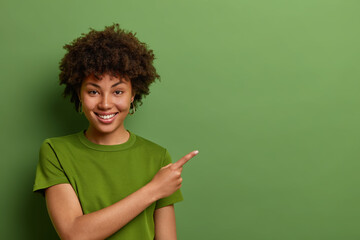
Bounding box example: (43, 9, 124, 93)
(33, 130, 183, 239)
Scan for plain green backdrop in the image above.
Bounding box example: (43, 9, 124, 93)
(1, 0, 359, 239)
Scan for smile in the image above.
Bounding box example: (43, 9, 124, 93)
(96, 113, 117, 119)
(94, 112, 119, 123)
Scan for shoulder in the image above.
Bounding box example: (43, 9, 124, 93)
(132, 132, 168, 155)
(40, 131, 82, 151)
(131, 132, 173, 165)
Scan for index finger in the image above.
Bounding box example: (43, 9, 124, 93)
(172, 150, 199, 169)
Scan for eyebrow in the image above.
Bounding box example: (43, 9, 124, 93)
(86, 81, 124, 88)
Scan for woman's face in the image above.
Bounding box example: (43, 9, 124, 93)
(79, 73, 134, 136)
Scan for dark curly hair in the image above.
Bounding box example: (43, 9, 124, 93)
(59, 23, 160, 112)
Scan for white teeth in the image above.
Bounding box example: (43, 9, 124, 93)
(98, 113, 116, 119)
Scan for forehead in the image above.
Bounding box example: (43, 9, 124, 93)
(82, 73, 131, 87)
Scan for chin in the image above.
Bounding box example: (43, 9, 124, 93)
(94, 125, 121, 134)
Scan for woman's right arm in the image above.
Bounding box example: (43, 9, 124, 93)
(46, 182, 157, 240)
(45, 150, 198, 240)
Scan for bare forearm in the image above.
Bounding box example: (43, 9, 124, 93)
(154, 205, 177, 240)
(67, 184, 158, 240)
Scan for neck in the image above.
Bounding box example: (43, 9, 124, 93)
(84, 126, 130, 145)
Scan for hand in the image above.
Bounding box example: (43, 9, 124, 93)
(149, 150, 199, 199)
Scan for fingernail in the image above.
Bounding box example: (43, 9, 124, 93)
(194, 150, 199, 154)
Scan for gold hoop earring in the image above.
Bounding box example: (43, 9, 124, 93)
(129, 102, 136, 115)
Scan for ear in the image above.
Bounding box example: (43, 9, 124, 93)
(131, 91, 135, 103)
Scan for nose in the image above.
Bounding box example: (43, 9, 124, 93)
(98, 93, 112, 110)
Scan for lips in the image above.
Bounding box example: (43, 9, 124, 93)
(94, 112, 119, 123)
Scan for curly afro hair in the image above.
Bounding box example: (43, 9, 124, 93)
(59, 23, 160, 112)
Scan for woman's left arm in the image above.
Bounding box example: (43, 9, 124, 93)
(154, 204, 177, 240)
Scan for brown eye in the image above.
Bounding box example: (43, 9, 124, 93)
(88, 90, 98, 95)
(114, 90, 123, 95)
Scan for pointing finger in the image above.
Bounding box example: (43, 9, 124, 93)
(172, 150, 199, 169)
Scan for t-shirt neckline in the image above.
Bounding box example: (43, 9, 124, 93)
(77, 129, 136, 151)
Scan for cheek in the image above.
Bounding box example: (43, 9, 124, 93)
(82, 98, 97, 111)
(114, 96, 132, 110)
(115, 101, 131, 111)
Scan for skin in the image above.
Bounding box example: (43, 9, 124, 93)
(45, 72, 199, 240)
(79, 73, 134, 145)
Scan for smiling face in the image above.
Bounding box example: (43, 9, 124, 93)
(79, 73, 134, 140)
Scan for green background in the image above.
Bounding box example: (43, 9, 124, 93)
(1, 0, 359, 239)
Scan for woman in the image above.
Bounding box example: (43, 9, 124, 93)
(33, 23, 198, 240)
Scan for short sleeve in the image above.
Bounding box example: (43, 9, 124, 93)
(155, 149, 184, 209)
(32, 139, 70, 197)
